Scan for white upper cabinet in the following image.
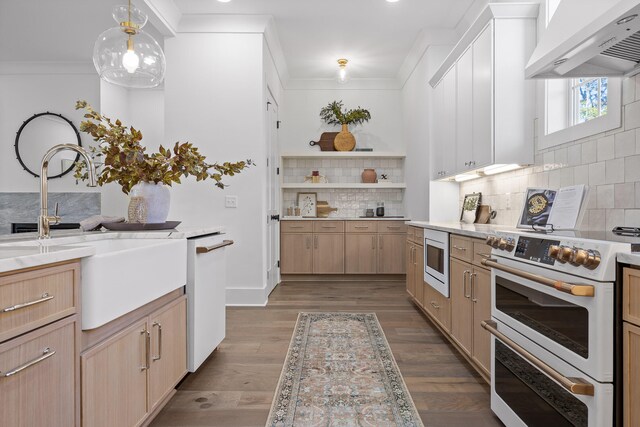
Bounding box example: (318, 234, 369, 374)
(430, 3, 538, 180)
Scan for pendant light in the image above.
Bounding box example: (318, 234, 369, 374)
(93, 0, 166, 88)
(336, 59, 350, 84)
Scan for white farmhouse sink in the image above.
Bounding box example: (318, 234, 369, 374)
(69, 238, 187, 330)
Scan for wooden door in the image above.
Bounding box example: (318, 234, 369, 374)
(414, 244, 424, 307)
(406, 242, 415, 298)
(0, 318, 76, 427)
(377, 234, 407, 274)
(149, 297, 187, 411)
(345, 234, 377, 274)
(82, 319, 148, 427)
(450, 258, 472, 354)
(456, 46, 473, 172)
(280, 233, 313, 274)
(313, 234, 345, 274)
(625, 322, 640, 427)
(472, 267, 491, 375)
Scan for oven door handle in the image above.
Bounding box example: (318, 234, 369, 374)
(481, 258, 594, 297)
(481, 320, 594, 396)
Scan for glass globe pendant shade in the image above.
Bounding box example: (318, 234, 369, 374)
(93, 5, 166, 89)
(335, 59, 349, 84)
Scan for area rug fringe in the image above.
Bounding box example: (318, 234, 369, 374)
(266, 312, 424, 427)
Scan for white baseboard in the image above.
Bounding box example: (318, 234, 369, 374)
(226, 286, 268, 306)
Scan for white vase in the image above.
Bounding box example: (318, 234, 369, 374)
(129, 182, 170, 223)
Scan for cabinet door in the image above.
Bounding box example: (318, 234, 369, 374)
(82, 319, 148, 427)
(0, 319, 76, 427)
(456, 46, 473, 172)
(280, 233, 313, 274)
(625, 322, 640, 427)
(149, 297, 187, 411)
(377, 234, 407, 274)
(414, 244, 424, 306)
(345, 234, 377, 274)
(406, 243, 415, 297)
(431, 81, 445, 180)
(313, 234, 345, 274)
(450, 258, 472, 354)
(472, 22, 493, 169)
(472, 267, 491, 375)
(442, 67, 457, 177)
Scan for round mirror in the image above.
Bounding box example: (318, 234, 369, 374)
(14, 112, 82, 179)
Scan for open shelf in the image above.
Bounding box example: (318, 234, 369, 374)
(281, 183, 407, 189)
(281, 151, 406, 159)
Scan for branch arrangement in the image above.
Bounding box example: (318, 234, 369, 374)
(320, 101, 371, 127)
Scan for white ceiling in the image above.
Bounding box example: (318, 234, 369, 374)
(175, 0, 476, 80)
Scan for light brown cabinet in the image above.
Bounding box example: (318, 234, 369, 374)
(421, 279, 451, 332)
(406, 234, 423, 303)
(623, 267, 640, 427)
(406, 241, 417, 298)
(282, 220, 406, 276)
(471, 267, 491, 373)
(0, 316, 78, 427)
(82, 296, 187, 427)
(450, 257, 473, 354)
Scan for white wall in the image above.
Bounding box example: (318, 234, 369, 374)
(279, 89, 404, 153)
(164, 33, 268, 304)
(0, 72, 101, 194)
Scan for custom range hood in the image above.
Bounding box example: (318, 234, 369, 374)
(526, 0, 640, 79)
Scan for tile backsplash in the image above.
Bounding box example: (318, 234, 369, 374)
(283, 188, 404, 218)
(460, 76, 640, 230)
(282, 158, 404, 184)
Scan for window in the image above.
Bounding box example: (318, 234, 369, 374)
(571, 77, 608, 125)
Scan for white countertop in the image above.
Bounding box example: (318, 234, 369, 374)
(618, 252, 640, 267)
(406, 221, 518, 239)
(282, 217, 409, 221)
(0, 225, 225, 274)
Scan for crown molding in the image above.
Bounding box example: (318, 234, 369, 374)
(396, 29, 459, 88)
(136, 0, 181, 37)
(177, 14, 272, 33)
(285, 78, 402, 91)
(0, 62, 96, 75)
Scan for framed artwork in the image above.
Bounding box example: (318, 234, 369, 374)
(460, 193, 482, 224)
(297, 192, 317, 218)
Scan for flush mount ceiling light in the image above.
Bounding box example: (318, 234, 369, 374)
(93, 0, 166, 88)
(336, 58, 349, 84)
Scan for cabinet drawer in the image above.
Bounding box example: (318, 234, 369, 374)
(624, 268, 640, 326)
(422, 283, 451, 332)
(313, 221, 345, 233)
(378, 221, 407, 234)
(0, 317, 77, 427)
(472, 240, 492, 268)
(281, 222, 313, 233)
(450, 235, 472, 261)
(407, 226, 422, 244)
(0, 262, 78, 343)
(346, 221, 378, 233)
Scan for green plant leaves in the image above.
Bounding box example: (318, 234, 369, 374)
(319, 100, 371, 126)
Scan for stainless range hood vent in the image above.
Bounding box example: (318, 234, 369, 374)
(601, 30, 640, 63)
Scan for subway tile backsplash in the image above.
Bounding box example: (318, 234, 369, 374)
(459, 75, 640, 230)
(283, 189, 404, 218)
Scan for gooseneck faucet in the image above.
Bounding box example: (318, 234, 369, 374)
(38, 144, 97, 239)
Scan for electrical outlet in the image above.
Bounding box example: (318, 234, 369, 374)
(225, 195, 238, 208)
(505, 193, 511, 210)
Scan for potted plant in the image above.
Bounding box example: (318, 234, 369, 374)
(74, 100, 253, 223)
(319, 100, 371, 151)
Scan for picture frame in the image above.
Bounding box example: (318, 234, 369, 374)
(460, 192, 482, 224)
(517, 188, 557, 229)
(297, 192, 318, 218)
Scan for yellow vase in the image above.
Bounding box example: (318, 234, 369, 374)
(333, 124, 356, 151)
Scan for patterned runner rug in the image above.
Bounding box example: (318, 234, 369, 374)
(266, 312, 424, 427)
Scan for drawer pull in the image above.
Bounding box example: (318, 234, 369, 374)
(386, 226, 401, 229)
(321, 226, 337, 229)
(141, 329, 151, 371)
(2, 293, 54, 313)
(196, 240, 234, 254)
(430, 301, 440, 309)
(354, 226, 369, 229)
(478, 252, 492, 259)
(2, 347, 55, 377)
(289, 226, 305, 229)
(152, 322, 163, 361)
(452, 245, 467, 251)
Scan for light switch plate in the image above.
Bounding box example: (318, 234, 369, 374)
(225, 195, 238, 208)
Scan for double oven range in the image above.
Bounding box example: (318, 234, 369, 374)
(483, 230, 630, 427)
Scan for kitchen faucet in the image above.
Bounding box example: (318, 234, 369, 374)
(38, 144, 97, 239)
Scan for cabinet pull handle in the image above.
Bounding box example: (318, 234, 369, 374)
(152, 322, 163, 361)
(386, 226, 401, 229)
(196, 240, 234, 254)
(481, 320, 594, 396)
(321, 226, 337, 229)
(289, 225, 305, 229)
(355, 226, 369, 229)
(478, 252, 492, 259)
(453, 245, 467, 252)
(372, 236, 376, 250)
(463, 270, 471, 298)
(314, 235, 318, 249)
(471, 273, 477, 302)
(2, 293, 53, 313)
(306, 236, 311, 249)
(1, 347, 55, 377)
(141, 329, 150, 371)
(379, 235, 383, 250)
(430, 301, 440, 309)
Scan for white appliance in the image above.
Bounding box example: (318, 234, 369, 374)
(483, 230, 630, 427)
(423, 229, 450, 297)
(186, 234, 233, 372)
(526, 0, 640, 79)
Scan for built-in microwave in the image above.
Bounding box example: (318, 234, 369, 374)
(424, 229, 449, 297)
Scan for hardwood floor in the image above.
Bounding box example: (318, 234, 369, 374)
(150, 281, 503, 427)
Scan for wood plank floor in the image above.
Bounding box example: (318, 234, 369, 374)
(151, 281, 503, 427)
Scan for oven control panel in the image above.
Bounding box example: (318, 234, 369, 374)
(514, 237, 560, 265)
